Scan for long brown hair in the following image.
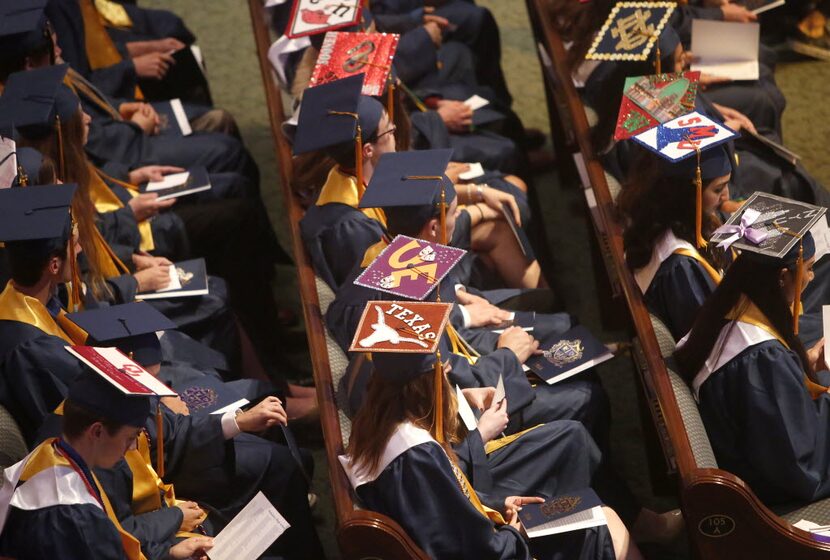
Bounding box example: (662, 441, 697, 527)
(544, 0, 613, 73)
(348, 369, 460, 476)
(18, 107, 111, 300)
(618, 148, 727, 271)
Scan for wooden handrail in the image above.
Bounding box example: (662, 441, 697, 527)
(246, 0, 354, 523)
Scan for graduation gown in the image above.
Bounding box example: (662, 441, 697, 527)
(692, 301, 830, 505)
(633, 230, 720, 341)
(341, 422, 616, 560)
(0, 438, 145, 560)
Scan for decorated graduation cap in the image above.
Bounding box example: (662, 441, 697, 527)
(352, 299, 454, 441)
(633, 109, 736, 248)
(711, 192, 826, 334)
(614, 70, 700, 140)
(66, 302, 176, 367)
(0, 0, 51, 62)
(293, 73, 384, 189)
(67, 370, 154, 428)
(359, 149, 456, 242)
(285, 0, 362, 39)
(586, 1, 676, 70)
(309, 31, 400, 120)
(0, 65, 78, 180)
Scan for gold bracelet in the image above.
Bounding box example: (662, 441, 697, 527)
(476, 184, 485, 202)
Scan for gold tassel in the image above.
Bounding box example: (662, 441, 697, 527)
(67, 212, 82, 312)
(155, 403, 165, 478)
(56, 115, 65, 181)
(355, 123, 364, 188)
(433, 350, 444, 443)
(439, 185, 447, 245)
(386, 76, 395, 124)
(655, 45, 662, 75)
(793, 241, 804, 335)
(693, 144, 707, 249)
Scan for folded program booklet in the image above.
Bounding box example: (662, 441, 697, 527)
(525, 325, 614, 385)
(691, 20, 760, 81)
(519, 489, 607, 538)
(136, 258, 208, 300)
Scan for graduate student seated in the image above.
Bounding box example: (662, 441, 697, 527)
(340, 350, 644, 560)
(675, 195, 830, 507)
(0, 367, 214, 560)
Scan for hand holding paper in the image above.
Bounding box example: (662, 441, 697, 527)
(208, 492, 289, 560)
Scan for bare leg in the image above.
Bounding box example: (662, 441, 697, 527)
(471, 220, 546, 288)
(604, 507, 645, 560)
(504, 174, 528, 193)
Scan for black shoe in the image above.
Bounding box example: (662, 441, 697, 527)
(788, 31, 830, 60)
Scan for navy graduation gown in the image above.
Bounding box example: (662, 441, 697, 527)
(356, 439, 615, 560)
(105, 4, 195, 45)
(0, 500, 126, 560)
(699, 340, 830, 505)
(644, 254, 717, 341)
(299, 202, 385, 291)
(0, 322, 86, 445)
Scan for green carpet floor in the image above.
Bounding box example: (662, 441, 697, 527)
(139, 1, 829, 557)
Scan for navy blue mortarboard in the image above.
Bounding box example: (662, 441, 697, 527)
(67, 370, 153, 428)
(0, 183, 76, 257)
(0, 65, 78, 139)
(67, 303, 176, 367)
(661, 144, 732, 182)
(359, 149, 455, 236)
(585, 2, 676, 62)
(371, 351, 438, 385)
(293, 73, 383, 154)
(0, 0, 51, 62)
(13, 147, 46, 186)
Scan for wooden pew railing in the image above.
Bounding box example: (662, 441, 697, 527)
(246, 2, 429, 558)
(526, 0, 830, 557)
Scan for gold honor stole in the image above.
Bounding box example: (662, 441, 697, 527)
(93, 0, 133, 28)
(90, 164, 155, 253)
(316, 166, 387, 226)
(18, 439, 147, 560)
(673, 247, 722, 285)
(726, 298, 826, 399)
(0, 283, 87, 344)
(78, 0, 143, 99)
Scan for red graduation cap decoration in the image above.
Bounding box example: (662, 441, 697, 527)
(310, 31, 399, 97)
(614, 71, 700, 140)
(349, 300, 453, 354)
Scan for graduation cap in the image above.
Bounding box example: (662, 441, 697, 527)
(0, 0, 51, 62)
(0, 182, 75, 250)
(13, 147, 45, 187)
(66, 302, 177, 367)
(309, 32, 400, 119)
(359, 149, 456, 243)
(711, 192, 826, 334)
(360, 300, 453, 441)
(586, 1, 676, 64)
(293, 74, 384, 188)
(285, 0, 362, 39)
(614, 71, 700, 140)
(0, 65, 78, 180)
(66, 345, 176, 426)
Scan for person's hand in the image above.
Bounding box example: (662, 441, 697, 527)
(118, 102, 145, 119)
(128, 165, 186, 185)
(134, 264, 172, 292)
(236, 396, 287, 432)
(176, 501, 206, 532)
(169, 536, 213, 560)
(504, 496, 544, 518)
(161, 395, 190, 416)
(712, 102, 756, 133)
(424, 14, 451, 28)
(126, 38, 186, 57)
(132, 251, 173, 271)
(720, 2, 757, 22)
(703, 0, 728, 6)
(423, 21, 443, 47)
(454, 288, 487, 306)
(477, 397, 508, 442)
(463, 300, 512, 328)
(445, 161, 470, 183)
(480, 185, 521, 226)
(133, 51, 176, 79)
(497, 326, 539, 363)
(808, 338, 828, 372)
(128, 192, 177, 221)
(505, 505, 524, 534)
(461, 387, 495, 411)
(130, 108, 158, 135)
(436, 100, 473, 133)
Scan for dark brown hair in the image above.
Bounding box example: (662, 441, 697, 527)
(62, 399, 121, 439)
(348, 369, 460, 476)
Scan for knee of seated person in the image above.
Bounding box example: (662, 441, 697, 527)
(504, 174, 528, 193)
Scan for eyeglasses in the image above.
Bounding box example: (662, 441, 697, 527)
(376, 125, 397, 140)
